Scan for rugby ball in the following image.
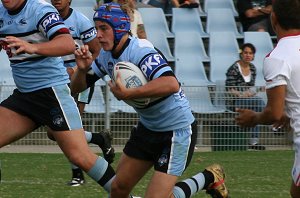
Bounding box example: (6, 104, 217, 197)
(113, 61, 152, 108)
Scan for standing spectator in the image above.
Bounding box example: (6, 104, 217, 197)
(50, 0, 115, 186)
(72, 2, 229, 197)
(225, 43, 266, 150)
(236, 0, 300, 197)
(237, 0, 274, 35)
(0, 0, 115, 194)
(117, 0, 147, 39)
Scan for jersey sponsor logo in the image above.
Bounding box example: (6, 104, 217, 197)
(140, 54, 166, 77)
(81, 28, 97, 40)
(40, 13, 63, 32)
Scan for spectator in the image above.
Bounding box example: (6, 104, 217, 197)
(0, 0, 115, 194)
(225, 43, 266, 150)
(236, 0, 300, 196)
(72, 2, 229, 197)
(237, 0, 274, 35)
(171, 0, 199, 8)
(117, 0, 147, 39)
(50, 0, 115, 186)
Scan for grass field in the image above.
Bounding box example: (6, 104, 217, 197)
(0, 150, 294, 198)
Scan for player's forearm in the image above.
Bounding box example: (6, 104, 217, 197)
(35, 34, 75, 56)
(70, 70, 88, 94)
(126, 76, 179, 100)
(254, 107, 282, 125)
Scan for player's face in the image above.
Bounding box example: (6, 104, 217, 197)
(240, 47, 254, 63)
(51, 0, 70, 12)
(1, 0, 25, 11)
(95, 21, 115, 51)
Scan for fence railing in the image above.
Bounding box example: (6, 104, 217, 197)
(0, 84, 293, 151)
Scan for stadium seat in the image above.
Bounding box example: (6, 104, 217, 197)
(171, 8, 209, 38)
(208, 31, 240, 57)
(138, 8, 174, 38)
(175, 54, 213, 86)
(182, 86, 225, 114)
(147, 31, 175, 62)
(206, 8, 243, 38)
(209, 31, 239, 83)
(174, 31, 210, 62)
(244, 32, 274, 86)
(204, 0, 239, 17)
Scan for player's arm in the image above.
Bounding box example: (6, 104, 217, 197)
(110, 72, 179, 100)
(71, 45, 101, 93)
(236, 85, 286, 127)
(5, 32, 75, 57)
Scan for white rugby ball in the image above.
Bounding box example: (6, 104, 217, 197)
(113, 61, 152, 108)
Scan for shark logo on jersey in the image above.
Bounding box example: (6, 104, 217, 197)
(140, 54, 167, 77)
(40, 13, 63, 33)
(69, 26, 75, 32)
(18, 18, 27, 25)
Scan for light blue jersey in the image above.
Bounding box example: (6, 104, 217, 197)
(91, 37, 195, 131)
(0, 0, 70, 92)
(62, 8, 97, 68)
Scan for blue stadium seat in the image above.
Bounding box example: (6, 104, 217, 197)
(244, 32, 274, 86)
(206, 8, 243, 38)
(175, 31, 210, 62)
(171, 8, 209, 38)
(209, 32, 239, 83)
(138, 8, 174, 38)
(147, 31, 175, 62)
(71, 0, 96, 8)
(204, 0, 238, 17)
(175, 54, 214, 86)
(0, 51, 14, 85)
(208, 31, 239, 57)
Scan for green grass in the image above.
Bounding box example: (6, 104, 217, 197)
(0, 150, 293, 198)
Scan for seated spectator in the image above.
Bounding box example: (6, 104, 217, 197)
(225, 43, 266, 150)
(171, 0, 199, 8)
(141, 0, 172, 14)
(237, 0, 275, 35)
(117, 0, 147, 39)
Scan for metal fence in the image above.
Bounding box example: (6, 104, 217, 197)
(0, 84, 293, 151)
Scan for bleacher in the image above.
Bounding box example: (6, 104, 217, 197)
(0, 0, 291, 151)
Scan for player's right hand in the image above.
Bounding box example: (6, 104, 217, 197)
(75, 45, 93, 72)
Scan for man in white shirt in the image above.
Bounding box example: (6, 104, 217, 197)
(236, 0, 300, 197)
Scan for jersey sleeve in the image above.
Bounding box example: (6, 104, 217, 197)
(77, 12, 97, 43)
(36, 4, 69, 39)
(263, 57, 289, 89)
(91, 58, 107, 79)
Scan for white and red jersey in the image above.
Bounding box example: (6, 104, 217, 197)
(264, 34, 300, 137)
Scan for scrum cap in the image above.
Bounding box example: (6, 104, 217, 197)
(93, 2, 130, 42)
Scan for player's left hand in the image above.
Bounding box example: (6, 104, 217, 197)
(235, 108, 257, 127)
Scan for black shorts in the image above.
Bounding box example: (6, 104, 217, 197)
(123, 120, 198, 176)
(0, 85, 82, 131)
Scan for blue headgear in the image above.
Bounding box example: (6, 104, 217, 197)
(93, 2, 130, 43)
